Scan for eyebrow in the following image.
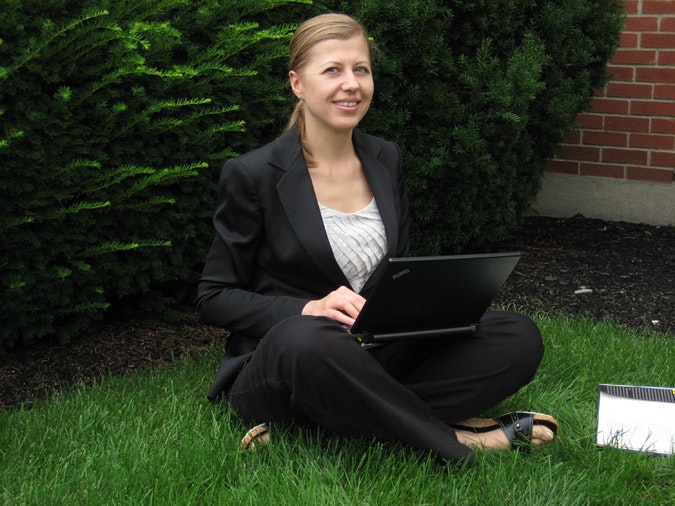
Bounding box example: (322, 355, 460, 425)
(320, 60, 371, 67)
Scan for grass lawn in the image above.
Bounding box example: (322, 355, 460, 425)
(1, 315, 673, 505)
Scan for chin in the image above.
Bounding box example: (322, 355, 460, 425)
(335, 117, 367, 131)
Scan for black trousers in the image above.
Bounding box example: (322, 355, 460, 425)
(228, 310, 544, 464)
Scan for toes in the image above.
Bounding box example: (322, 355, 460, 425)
(531, 426, 555, 445)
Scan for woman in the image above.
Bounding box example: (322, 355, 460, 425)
(197, 13, 557, 466)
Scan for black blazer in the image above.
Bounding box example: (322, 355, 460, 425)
(197, 127, 410, 399)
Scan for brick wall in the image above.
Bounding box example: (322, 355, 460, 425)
(547, 0, 675, 185)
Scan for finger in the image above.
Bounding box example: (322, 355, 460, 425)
(334, 286, 366, 310)
(331, 310, 356, 326)
(338, 304, 359, 320)
(329, 293, 365, 320)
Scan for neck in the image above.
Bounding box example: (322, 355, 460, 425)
(304, 124, 356, 166)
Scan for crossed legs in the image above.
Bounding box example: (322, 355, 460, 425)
(228, 311, 545, 464)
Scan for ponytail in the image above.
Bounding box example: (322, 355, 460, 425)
(286, 100, 316, 167)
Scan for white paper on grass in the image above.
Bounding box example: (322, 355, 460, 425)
(596, 384, 675, 455)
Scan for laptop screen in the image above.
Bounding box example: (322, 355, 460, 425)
(350, 252, 520, 342)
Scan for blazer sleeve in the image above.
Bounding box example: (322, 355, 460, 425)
(196, 157, 309, 337)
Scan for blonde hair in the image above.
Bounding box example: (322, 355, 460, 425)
(286, 13, 378, 166)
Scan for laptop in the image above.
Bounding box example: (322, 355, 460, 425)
(349, 252, 520, 343)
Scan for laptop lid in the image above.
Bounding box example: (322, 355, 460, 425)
(350, 252, 520, 343)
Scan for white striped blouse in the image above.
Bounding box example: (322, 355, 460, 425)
(319, 198, 388, 293)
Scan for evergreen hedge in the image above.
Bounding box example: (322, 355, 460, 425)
(0, 0, 623, 347)
(0, 0, 304, 347)
(316, 0, 625, 254)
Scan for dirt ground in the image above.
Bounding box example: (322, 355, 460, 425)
(1, 215, 673, 411)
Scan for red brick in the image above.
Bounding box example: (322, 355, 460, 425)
(642, 32, 675, 48)
(659, 50, 675, 65)
(580, 163, 626, 179)
(626, 166, 674, 183)
(606, 65, 635, 82)
(630, 133, 675, 149)
(584, 130, 629, 147)
(562, 129, 582, 143)
(603, 147, 649, 165)
(631, 100, 675, 117)
(619, 32, 639, 48)
(643, 0, 675, 15)
(624, 16, 659, 31)
(652, 151, 675, 168)
(605, 115, 650, 132)
(590, 98, 630, 115)
(561, 144, 602, 162)
(624, 0, 639, 15)
(636, 67, 675, 83)
(655, 84, 675, 99)
(606, 82, 654, 98)
(577, 113, 604, 130)
(652, 118, 675, 134)
(611, 49, 657, 65)
(549, 4, 675, 189)
(546, 159, 579, 175)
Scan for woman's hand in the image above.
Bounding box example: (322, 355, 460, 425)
(302, 286, 366, 326)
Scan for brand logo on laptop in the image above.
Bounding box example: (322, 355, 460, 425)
(392, 268, 411, 280)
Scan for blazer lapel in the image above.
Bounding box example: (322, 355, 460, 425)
(353, 130, 399, 257)
(274, 128, 401, 292)
(274, 130, 350, 287)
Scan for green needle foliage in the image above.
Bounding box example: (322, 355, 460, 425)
(316, 0, 625, 254)
(1, 0, 624, 347)
(0, 0, 307, 347)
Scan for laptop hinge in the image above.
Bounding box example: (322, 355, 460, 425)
(353, 324, 477, 344)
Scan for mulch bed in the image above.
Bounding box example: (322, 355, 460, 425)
(492, 215, 674, 333)
(1, 215, 673, 411)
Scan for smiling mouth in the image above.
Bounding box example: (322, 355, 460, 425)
(335, 101, 359, 107)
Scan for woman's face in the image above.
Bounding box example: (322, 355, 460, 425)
(289, 34, 374, 136)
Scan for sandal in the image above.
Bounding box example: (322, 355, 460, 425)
(239, 423, 270, 452)
(453, 412, 558, 450)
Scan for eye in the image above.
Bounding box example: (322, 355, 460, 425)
(355, 66, 371, 74)
(323, 66, 339, 74)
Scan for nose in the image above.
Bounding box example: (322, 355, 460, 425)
(342, 70, 359, 90)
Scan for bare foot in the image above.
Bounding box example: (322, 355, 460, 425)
(453, 412, 558, 451)
(453, 414, 555, 430)
(455, 424, 555, 450)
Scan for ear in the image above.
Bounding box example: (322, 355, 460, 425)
(289, 70, 303, 99)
